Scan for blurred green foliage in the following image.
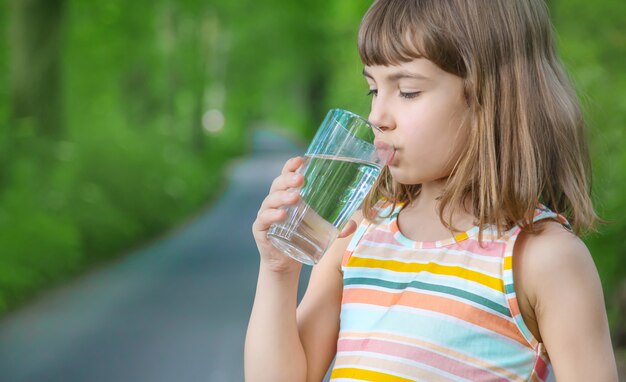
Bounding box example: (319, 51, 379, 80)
(554, 0, 626, 332)
(0, 0, 238, 313)
(0, 0, 624, 346)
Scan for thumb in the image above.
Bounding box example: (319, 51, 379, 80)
(337, 219, 357, 239)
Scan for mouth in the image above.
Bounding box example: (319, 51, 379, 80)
(387, 149, 397, 166)
(374, 140, 396, 166)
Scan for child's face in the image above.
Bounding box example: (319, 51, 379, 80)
(364, 59, 469, 186)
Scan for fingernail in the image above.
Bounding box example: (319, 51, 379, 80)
(292, 174, 300, 181)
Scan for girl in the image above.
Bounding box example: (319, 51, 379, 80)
(245, 0, 618, 381)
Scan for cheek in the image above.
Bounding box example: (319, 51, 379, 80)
(398, 115, 468, 180)
(400, 115, 459, 159)
(421, 98, 469, 157)
(396, 88, 469, 161)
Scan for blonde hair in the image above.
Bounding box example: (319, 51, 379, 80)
(359, 0, 598, 237)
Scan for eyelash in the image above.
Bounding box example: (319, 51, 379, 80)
(366, 89, 421, 99)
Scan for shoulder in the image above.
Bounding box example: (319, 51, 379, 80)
(514, 221, 595, 300)
(512, 220, 604, 346)
(513, 224, 617, 379)
(514, 221, 593, 282)
(512, 220, 606, 342)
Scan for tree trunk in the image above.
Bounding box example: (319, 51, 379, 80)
(9, 0, 65, 138)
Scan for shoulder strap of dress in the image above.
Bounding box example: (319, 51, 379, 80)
(501, 203, 572, 349)
(532, 203, 573, 232)
(340, 217, 372, 269)
(505, 203, 572, 238)
(340, 199, 394, 270)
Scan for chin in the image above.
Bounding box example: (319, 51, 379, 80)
(389, 167, 444, 186)
(387, 167, 422, 185)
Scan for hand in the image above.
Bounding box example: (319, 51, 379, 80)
(252, 156, 305, 273)
(252, 156, 358, 273)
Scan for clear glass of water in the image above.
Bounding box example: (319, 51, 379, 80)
(266, 108, 394, 265)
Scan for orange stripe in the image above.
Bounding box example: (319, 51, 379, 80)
(343, 288, 530, 347)
(507, 297, 521, 317)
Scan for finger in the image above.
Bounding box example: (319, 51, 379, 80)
(281, 156, 305, 175)
(337, 219, 357, 239)
(259, 189, 301, 213)
(253, 208, 287, 233)
(268, 157, 304, 193)
(269, 171, 304, 193)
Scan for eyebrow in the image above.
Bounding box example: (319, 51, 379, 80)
(362, 68, 430, 82)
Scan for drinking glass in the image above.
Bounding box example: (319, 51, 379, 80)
(266, 108, 393, 265)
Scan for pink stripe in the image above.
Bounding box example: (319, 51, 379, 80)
(534, 355, 549, 380)
(456, 239, 507, 257)
(338, 338, 510, 382)
(365, 230, 403, 246)
(421, 241, 437, 249)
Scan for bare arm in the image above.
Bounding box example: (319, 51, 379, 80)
(516, 223, 618, 381)
(245, 263, 306, 382)
(244, 156, 359, 381)
(296, 210, 363, 381)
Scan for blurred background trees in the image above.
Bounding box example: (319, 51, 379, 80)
(0, 0, 624, 348)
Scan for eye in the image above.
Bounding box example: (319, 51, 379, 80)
(400, 91, 421, 99)
(366, 89, 378, 97)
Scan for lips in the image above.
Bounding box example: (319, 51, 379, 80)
(387, 149, 396, 166)
(374, 140, 396, 166)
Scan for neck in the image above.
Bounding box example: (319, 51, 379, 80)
(401, 179, 476, 235)
(408, 179, 447, 212)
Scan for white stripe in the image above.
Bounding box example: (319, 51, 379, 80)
(359, 239, 505, 263)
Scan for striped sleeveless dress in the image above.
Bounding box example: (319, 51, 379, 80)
(330, 200, 570, 382)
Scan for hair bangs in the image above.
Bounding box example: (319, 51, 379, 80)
(357, 0, 427, 66)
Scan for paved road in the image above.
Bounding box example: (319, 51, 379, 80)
(0, 129, 318, 382)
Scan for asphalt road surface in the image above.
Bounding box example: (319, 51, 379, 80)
(0, 129, 323, 382)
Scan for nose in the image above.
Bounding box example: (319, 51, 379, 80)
(368, 102, 395, 133)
